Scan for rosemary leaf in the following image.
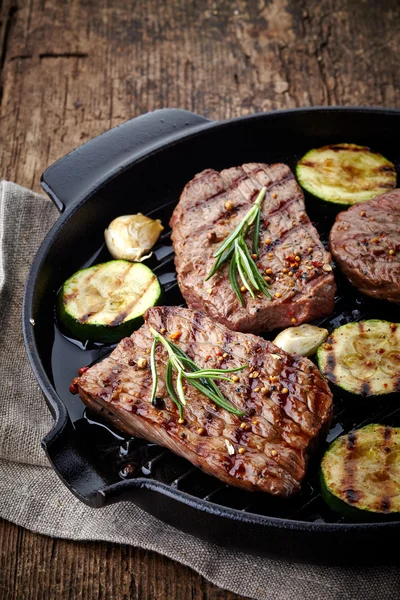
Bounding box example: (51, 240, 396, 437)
(169, 342, 243, 411)
(239, 241, 272, 299)
(176, 368, 187, 406)
(213, 220, 245, 258)
(169, 343, 198, 369)
(252, 206, 261, 254)
(256, 275, 272, 299)
(251, 266, 272, 299)
(179, 356, 226, 401)
(170, 343, 226, 401)
(185, 372, 237, 381)
(235, 242, 255, 298)
(149, 337, 158, 405)
(184, 371, 232, 382)
(186, 365, 247, 376)
(238, 235, 257, 265)
(243, 204, 259, 227)
(205, 245, 233, 281)
(238, 238, 272, 299)
(236, 242, 260, 290)
(149, 326, 185, 371)
(165, 360, 183, 419)
(189, 378, 245, 416)
(229, 251, 243, 306)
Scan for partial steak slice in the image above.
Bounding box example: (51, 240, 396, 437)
(73, 306, 333, 497)
(330, 189, 400, 303)
(170, 163, 336, 333)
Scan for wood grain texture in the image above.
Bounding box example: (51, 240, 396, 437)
(0, 0, 399, 598)
(1, 0, 400, 193)
(0, 518, 242, 600)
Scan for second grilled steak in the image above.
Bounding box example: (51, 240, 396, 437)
(170, 163, 336, 333)
(73, 306, 333, 497)
(330, 189, 400, 303)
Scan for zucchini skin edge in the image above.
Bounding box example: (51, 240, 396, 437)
(56, 284, 163, 344)
(320, 464, 400, 523)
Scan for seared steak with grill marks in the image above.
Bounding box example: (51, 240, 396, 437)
(170, 163, 336, 333)
(329, 189, 400, 303)
(73, 306, 333, 497)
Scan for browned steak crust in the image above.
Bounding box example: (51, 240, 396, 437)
(74, 306, 333, 497)
(329, 189, 400, 303)
(170, 163, 336, 333)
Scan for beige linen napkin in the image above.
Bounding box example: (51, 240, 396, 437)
(1, 180, 399, 600)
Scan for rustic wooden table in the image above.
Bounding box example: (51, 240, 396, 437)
(1, 1, 399, 598)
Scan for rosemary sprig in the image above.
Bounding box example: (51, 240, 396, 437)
(165, 360, 184, 419)
(205, 186, 272, 304)
(169, 342, 228, 404)
(168, 342, 248, 414)
(148, 326, 246, 417)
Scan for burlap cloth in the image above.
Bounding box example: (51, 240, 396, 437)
(1, 180, 398, 599)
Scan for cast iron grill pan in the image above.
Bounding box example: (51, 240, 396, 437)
(24, 108, 400, 563)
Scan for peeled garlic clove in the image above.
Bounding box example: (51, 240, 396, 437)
(104, 214, 164, 262)
(273, 324, 329, 357)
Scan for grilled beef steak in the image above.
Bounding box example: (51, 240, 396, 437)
(329, 189, 400, 303)
(73, 306, 333, 497)
(170, 163, 336, 333)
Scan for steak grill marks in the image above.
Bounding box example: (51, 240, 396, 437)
(170, 163, 336, 333)
(74, 306, 333, 497)
(343, 431, 361, 505)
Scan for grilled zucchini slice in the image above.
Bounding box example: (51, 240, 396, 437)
(321, 424, 400, 518)
(296, 143, 396, 205)
(58, 260, 161, 343)
(317, 320, 400, 396)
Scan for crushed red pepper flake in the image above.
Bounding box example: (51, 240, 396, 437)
(169, 331, 182, 341)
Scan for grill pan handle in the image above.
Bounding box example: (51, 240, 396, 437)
(41, 109, 210, 212)
(42, 417, 110, 507)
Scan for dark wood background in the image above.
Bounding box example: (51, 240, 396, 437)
(1, 0, 399, 598)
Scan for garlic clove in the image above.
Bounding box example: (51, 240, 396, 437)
(273, 324, 329, 357)
(104, 213, 164, 262)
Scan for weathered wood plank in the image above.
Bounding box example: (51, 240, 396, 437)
(0, 0, 399, 192)
(0, 518, 245, 600)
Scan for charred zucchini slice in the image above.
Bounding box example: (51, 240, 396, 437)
(296, 143, 396, 205)
(317, 320, 400, 396)
(321, 424, 400, 518)
(58, 260, 161, 343)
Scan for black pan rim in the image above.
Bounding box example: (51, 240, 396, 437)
(23, 104, 400, 533)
